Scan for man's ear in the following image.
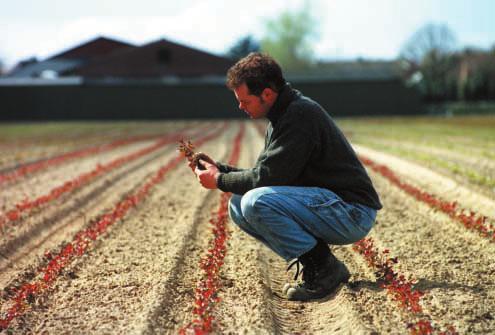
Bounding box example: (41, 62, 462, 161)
(262, 87, 277, 103)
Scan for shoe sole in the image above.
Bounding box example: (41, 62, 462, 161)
(282, 283, 292, 296)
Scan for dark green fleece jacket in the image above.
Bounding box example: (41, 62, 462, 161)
(216, 83, 382, 210)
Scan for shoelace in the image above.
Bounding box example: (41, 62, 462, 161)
(287, 259, 302, 280)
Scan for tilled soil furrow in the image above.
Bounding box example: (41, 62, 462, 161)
(366, 168, 495, 334)
(0, 136, 121, 172)
(145, 127, 238, 334)
(0, 144, 177, 286)
(143, 190, 222, 334)
(332, 245, 409, 334)
(0, 139, 160, 206)
(354, 145, 495, 219)
(0, 122, 197, 173)
(212, 124, 277, 334)
(262, 246, 375, 335)
(0, 133, 161, 178)
(4, 124, 235, 334)
(0, 123, 217, 235)
(217, 226, 278, 334)
(0, 122, 208, 210)
(0, 124, 224, 290)
(265, 254, 308, 334)
(358, 137, 495, 181)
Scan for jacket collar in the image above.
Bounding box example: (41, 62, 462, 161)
(266, 82, 300, 125)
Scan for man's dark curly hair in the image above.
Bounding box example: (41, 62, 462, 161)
(226, 52, 286, 96)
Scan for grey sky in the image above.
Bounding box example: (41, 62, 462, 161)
(1, 0, 494, 69)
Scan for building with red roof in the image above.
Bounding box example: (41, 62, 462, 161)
(7, 36, 233, 79)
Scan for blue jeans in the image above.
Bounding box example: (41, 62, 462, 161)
(228, 186, 377, 261)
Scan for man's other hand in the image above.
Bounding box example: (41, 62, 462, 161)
(194, 159, 220, 189)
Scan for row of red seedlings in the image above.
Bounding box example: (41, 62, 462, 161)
(0, 128, 188, 186)
(353, 238, 457, 334)
(0, 124, 216, 231)
(359, 155, 495, 242)
(355, 155, 475, 333)
(0, 124, 228, 330)
(179, 124, 245, 335)
(355, 153, 495, 333)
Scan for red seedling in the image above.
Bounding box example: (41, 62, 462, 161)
(178, 139, 207, 170)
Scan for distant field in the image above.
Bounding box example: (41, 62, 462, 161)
(338, 115, 495, 193)
(1, 116, 494, 334)
(0, 121, 192, 141)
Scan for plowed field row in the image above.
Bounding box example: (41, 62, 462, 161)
(0, 122, 198, 173)
(0, 123, 216, 230)
(352, 139, 495, 197)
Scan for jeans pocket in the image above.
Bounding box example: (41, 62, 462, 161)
(316, 199, 373, 233)
(308, 197, 341, 208)
(303, 187, 343, 208)
(309, 197, 355, 224)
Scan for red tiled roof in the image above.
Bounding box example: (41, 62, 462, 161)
(67, 38, 234, 78)
(48, 36, 136, 61)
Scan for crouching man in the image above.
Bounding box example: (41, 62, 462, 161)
(192, 52, 382, 301)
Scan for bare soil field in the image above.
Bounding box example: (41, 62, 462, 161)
(1, 118, 494, 334)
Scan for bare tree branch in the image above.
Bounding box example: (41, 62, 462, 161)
(400, 23, 457, 63)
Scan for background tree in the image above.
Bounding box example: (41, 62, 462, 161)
(400, 23, 458, 101)
(419, 50, 458, 101)
(400, 23, 457, 63)
(260, 2, 319, 73)
(227, 35, 260, 61)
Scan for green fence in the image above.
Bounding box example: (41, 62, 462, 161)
(0, 78, 422, 120)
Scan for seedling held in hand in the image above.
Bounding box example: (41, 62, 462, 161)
(178, 139, 206, 170)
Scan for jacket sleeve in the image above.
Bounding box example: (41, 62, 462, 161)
(217, 110, 316, 194)
(216, 161, 245, 173)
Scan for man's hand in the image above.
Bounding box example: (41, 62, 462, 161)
(194, 159, 220, 189)
(187, 152, 216, 172)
